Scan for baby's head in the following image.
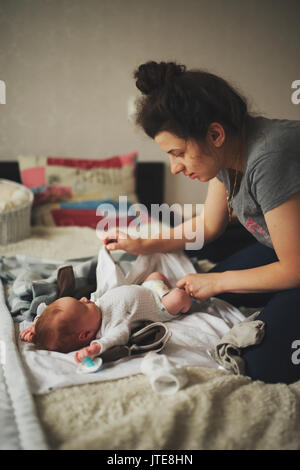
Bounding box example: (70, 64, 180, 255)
(33, 296, 101, 353)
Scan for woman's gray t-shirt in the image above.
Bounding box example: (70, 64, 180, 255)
(216, 116, 300, 248)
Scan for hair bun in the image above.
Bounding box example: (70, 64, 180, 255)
(134, 61, 186, 95)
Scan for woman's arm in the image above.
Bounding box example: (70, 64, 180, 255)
(219, 191, 300, 293)
(104, 177, 229, 254)
(143, 176, 229, 253)
(177, 192, 300, 300)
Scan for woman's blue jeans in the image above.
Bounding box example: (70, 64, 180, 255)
(207, 242, 300, 385)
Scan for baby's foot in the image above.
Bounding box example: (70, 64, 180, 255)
(177, 288, 193, 313)
(162, 287, 192, 315)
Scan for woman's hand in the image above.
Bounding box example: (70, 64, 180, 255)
(176, 273, 223, 301)
(100, 229, 146, 255)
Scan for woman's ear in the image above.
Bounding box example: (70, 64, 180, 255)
(207, 122, 226, 147)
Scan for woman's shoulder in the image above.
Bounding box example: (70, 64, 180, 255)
(246, 115, 300, 163)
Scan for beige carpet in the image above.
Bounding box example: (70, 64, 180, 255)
(35, 366, 300, 450)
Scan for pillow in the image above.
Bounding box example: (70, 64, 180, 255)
(17, 153, 139, 228)
(31, 199, 146, 230)
(18, 153, 138, 205)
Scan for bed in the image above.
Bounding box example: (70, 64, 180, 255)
(1, 161, 300, 451)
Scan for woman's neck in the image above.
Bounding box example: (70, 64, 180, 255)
(223, 129, 247, 173)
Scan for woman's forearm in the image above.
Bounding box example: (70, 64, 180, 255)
(219, 261, 300, 294)
(140, 226, 187, 253)
(140, 212, 206, 254)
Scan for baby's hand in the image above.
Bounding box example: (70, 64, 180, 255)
(20, 324, 36, 343)
(74, 342, 101, 363)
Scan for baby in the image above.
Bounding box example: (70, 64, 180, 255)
(20, 271, 192, 362)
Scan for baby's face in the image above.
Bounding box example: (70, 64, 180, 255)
(55, 296, 101, 335)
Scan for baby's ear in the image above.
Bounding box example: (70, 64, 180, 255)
(78, 329, 93, 343)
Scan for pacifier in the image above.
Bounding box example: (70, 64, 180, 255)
(76, 356, 103, 374)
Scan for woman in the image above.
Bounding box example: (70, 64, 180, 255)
(104, 61, 300, 384)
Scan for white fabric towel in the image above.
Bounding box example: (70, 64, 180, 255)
(141, 352, 188, 395)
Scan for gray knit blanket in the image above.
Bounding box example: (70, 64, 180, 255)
(0, 252, 136, 322)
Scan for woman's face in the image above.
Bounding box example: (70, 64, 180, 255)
(154, 129, 224, 182)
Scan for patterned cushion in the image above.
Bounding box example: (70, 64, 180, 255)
(31, 199, 151, 230)
(17, 153, 139, 228)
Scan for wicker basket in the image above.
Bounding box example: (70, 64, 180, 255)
(0, 179, 33, 245)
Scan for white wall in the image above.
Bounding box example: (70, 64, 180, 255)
(0, 0, 299, 204)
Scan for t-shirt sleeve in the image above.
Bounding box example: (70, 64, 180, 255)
(250, 151, 300, 214)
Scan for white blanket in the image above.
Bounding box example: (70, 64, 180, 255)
(18, 248, 246, 395)
(0, 280, 48, 449)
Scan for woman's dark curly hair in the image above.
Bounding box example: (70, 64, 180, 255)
(134, 61, 249, 142)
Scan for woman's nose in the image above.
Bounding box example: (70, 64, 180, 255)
(170, 162, 185, 175)
(80, 297, 88, 303)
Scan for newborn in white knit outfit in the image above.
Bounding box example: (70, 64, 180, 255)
(20, 270, 192, 362)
